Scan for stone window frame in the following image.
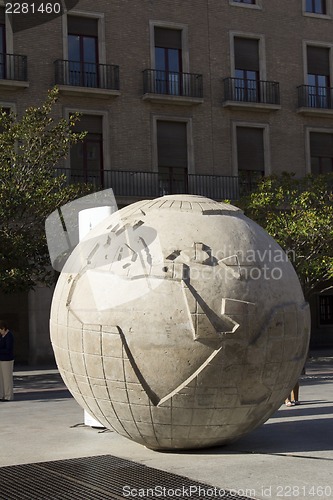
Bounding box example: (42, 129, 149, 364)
(231, 121, 271, 176)
(302, 40, 333, 84)
(62, 9, 106, 64)
(63, 108, 109, 171)
(229, 31, 267, 80)
(151, 115, 194, 174)
(305, 126, 333, 174)
(302, 0, 332, 19)
(229, 0, 262, 10)
(149, 20, 189, 73)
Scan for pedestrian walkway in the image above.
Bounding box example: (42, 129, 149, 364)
(0, 355, 332, 500)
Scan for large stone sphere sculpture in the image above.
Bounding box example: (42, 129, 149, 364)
(50, 195, 310, 450)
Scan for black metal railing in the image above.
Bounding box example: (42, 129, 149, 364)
(55, 169, 242, 200)
(238, 170, 264, 197)
(54, 60, 120, 90)
(297, 85, 333, 110)
(0, 53, 27, 81)
(223, 77, 280, 105)
(143, 69, 203, 98)
(188, 174, 239, 200)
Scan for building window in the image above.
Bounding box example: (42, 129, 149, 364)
(154, 27, 182, 95)
(306, 0, 326, 14)
(0, 7, 6, 79)
(157, 121, 188, 195)
(234, 37, 260, 102)
(70, 114, 103, 186)
(307, 46, 330, 108)
(233, 0, 256, 3)
(236, 126, 265, 193)
(310, 132, 333, 174)
(0, 106, 11, 133)
(67, 16, 98, 87)
(319, 295, 333, 325)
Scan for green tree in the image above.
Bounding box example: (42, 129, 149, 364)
(0, 87, 93, 293)
(238, 172, 333, 300)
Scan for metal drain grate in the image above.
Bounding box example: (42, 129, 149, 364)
(0, 455, 257, 500)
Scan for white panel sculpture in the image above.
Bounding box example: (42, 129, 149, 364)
(50, 195, 310, 450)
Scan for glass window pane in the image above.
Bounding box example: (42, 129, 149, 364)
(155, 47, 166, 71)
(0, 27, 4, 79)
(70, 143, 83, 170)
(321, 157, 333, 173)
(307, 74, 316, 85)
(0, 25, 5, 54)
(246, 70, 257, 81)
(83, 36, 97, 63)
(315, 0, 326, 13)
(68, 34, 80, 61)
(310, 157, 320, 175)
(235, 69, 245, 79)
(306, 0, 313, 11)
(168, 49, 180, 72)
(86, 141, 101, 172)
(317, 75, 328, 87)
(319, 296, 333, 325)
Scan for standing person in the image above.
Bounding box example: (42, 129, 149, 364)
(285, 364, 306, 407)
(285, 382, 300, 406)
(0, 320, 14, 401)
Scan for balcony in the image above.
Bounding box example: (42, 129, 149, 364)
(297, 85, 333, 117)
(222, 77, 280, 111)
(54, 60, 120, 99)
(55, 169, 241, 201)
(142, 69, 204, 105)
(0, 53, 29, 89)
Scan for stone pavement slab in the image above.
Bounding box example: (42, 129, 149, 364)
(0, 360, 332, 500)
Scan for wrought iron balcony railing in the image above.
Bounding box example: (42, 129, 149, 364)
(297, 84, 333, 110)
(55, 169, 241, 200)
(0, 53, 28, 81)
(143, 69, 203, 98)
(54, 60, 120, 90)
(223, 77, 280, 105)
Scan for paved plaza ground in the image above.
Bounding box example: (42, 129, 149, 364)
(0, 351, 332, 500)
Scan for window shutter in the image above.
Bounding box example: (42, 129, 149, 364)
(74, 114, 103, 133)
(155, 28, 182, 49)
(234, 37, 259, 71)
(237, 127, 264, 171)
(310, 132, 333, 157)
(157, 121, 187, 168)
(307, 46, 330, 75)
(0, 7, 5, 24)
(68, 16, 98, 37)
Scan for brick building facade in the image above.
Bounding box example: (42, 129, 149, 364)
(1, 0, 333, 362)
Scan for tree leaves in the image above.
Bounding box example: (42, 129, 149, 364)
(0, 87, 93, 293)
(238, 172, 333, 300)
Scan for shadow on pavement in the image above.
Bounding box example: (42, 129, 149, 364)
(271, 402, 333, 418)
(12, 373, 71, 401)
(12, 390, 72, 402)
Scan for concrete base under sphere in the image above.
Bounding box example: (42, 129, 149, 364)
(50, 195, 310, 450)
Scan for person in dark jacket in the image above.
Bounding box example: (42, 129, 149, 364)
(0, 320, 14, 401)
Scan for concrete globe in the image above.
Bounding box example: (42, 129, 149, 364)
(50, 195, 310, 450)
